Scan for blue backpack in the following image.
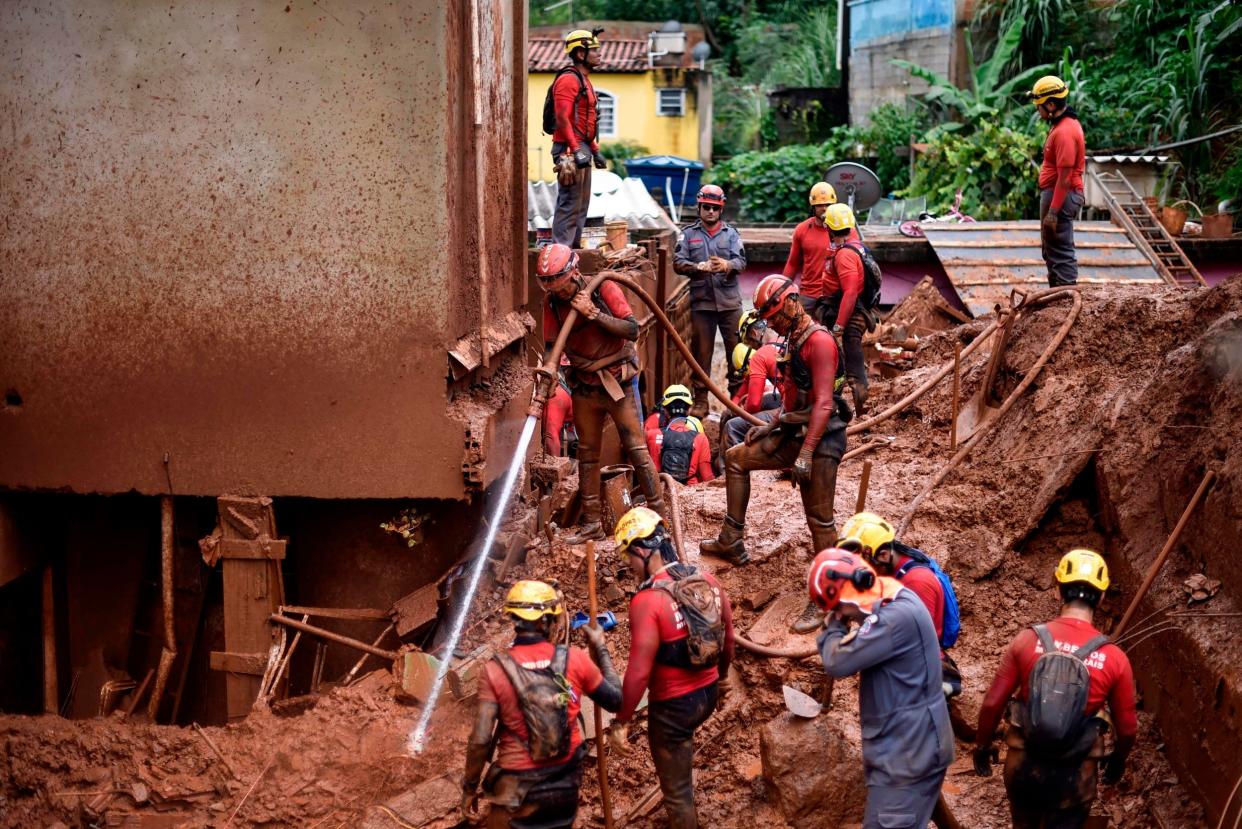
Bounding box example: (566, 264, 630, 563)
(892, 540, 961, 649)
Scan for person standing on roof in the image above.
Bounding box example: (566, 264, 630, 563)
(821, 203, 876, 414)
(974, 549, 1136, 829)
(673, 185, 747, 417)
(460, 580, 621, 827)
(701, 275, 850, 612)
(722, 310, 784, 452)
(783, 182, 861, 314)
(1030, 75, 1085, 287)
(535, 244, 665, 542)
(550, 29, 608, 248)
(608, 507, 735, 829)
(811, 548, 954, 829)
(648, 415, 714, 486)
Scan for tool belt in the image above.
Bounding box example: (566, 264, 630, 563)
(483, 743, 587, 810)
(565, 342, 638, 401)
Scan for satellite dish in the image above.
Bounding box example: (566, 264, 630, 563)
(824, 162, 882, 212)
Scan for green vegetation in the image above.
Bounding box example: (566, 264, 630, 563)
(597, 139, 649, 176)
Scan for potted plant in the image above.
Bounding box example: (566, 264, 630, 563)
(1200, 201, 1235, 239)
(1160, 199, 1201, 236)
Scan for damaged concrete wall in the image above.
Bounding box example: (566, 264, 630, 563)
(0, 0, 528, 500)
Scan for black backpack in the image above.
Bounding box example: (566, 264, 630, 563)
(542, 67, 589, 136)
(659, 419, 697, 483)
(1022, 625, 1110, 759)
(492, 644, 574, 762)
(651, 568, 725, 670)
(839, 242, 884, 309)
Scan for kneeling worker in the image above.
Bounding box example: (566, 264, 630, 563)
(811, 548, 953, 829)
(648, 415, 714, 486)
(722, 310, 784, 452)
(461, 580, 622, 827)
(973, 549, 1136, 829)
(610, 507, 735, 829)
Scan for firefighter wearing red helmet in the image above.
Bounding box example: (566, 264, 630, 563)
(535, 243, 665, 541)
(673, 184, 748, 417)
(810, 548, 953, 829)
(701, 274, 850, 633)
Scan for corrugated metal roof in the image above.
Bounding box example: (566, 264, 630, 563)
(529, 38, 649, 72)
(921, 221, 1161, 315)
(1088, 155, 1170, 164)
(529, 173, 677, 232)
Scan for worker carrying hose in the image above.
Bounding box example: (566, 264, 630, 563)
(673, 184, 747, 417)
(973, 549, 1136, 829)
(647, 414, 714, 486)
(819, 203, 880, 415)
(721, 310, 784, 453)
(782, 181, 861, 315)
(460, 580, 622, 828)
(701, 275, 850, 628)
(810, 548, 953, 829)
(535, 243, 665, 543)
(1029, 75, 1085, 287)
(607, 506, 735, 829)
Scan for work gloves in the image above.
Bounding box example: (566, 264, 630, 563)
(744, 419, 778, 446)
(1041, 211, 1059, 236)
(557, 154, 577, 187)
(581, 624, 606, 653)
(574, 146, 593, 169)
(570, 290, 600, 320)
(1101, 753, 1127, 786)
(593, 150, 607, 169)
(608, 723, 631, 757)
(792, 449, 814, 482)
(972, 745, 995, 777)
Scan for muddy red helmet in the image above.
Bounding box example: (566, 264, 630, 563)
(536, 243, 579, 290)
(753, 274, 798, 320)
(808, 548, 877, 612)
(696, 184, 726, 206)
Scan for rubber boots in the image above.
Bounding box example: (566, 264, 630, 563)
(564, 495, 606, 544)
(689, 387, 709, 421)
(851, 379, 869, 417)
(699, 515, 749, 564)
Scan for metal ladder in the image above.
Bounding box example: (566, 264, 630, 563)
(1088, 169, 1206, 288)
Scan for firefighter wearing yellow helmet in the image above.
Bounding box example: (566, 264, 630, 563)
(784, 183, 858, 319)
(1030, 75, 1085, 288)
(974, 547, 1137, 827)
(546, 28, 606, 247)
(461, 577, 622, 825)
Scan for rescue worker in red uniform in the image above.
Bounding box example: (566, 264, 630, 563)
(721, 310, 784, 453)
(821, 203, 873, 414)
(702, 275, 849, 631)
(550, 29, 608, 248)
(535, 244, 665, 542)
(648, 415, 714, 486)
(783, 182, 861, 314)
(1029, 75, 1086, 287)
(461, 580, 621, 828)
(974, 549, 1137, 829)
(608, 507, 735, 829)
(542, 358, 575, 456)
(644, 384, 693, 438)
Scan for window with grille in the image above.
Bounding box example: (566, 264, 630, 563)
(657, 88, 685, 117)
(596, 91, 616, 138)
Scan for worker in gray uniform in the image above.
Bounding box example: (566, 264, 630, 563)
(809, 548, 954, 829)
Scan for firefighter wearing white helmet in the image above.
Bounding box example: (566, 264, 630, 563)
(1030, 75, 1085, 287)
(460, 579, 621, 826)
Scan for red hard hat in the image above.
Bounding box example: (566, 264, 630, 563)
(753, 274, 798, 320)
(536, 243, 579, 289)
(808, 548, 877, 612)
(696, 184, 726, 206)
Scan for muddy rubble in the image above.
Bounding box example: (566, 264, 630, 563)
(2, 279, 1239, 828)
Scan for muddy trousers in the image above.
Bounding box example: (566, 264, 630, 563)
(808, 300, 870, 413)
(1003, 746, 1096, 829)
(690, 308, 743, 407)
(647, 683, 718, 829)
(722, 429, 841, 551)
(1039, 188, 1084, 287)
(551, 143, 592, 248)
(484, 755, 585, 829)
(863, 769, 946, 829)
(572, 383, 665, 524)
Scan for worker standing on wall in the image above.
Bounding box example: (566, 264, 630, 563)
(608, 507, 735, 829)
(673, 184, 747, 418)
(820, 204, 880, 415)
(1029, 75, 1085, 287)
(460, 580, 621, 828)
(811, 548, 954, 829)
(701, 275, 849, 601)
(549, 29, 607, 248)
(973, 549, 1136, 829)
(535, 244, 665, 542)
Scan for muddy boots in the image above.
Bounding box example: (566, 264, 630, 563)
(851, 378, 869, 417)
(699, 515, 749, 565)
(689, 387, 709, 421)
(564, 493, 606, 544)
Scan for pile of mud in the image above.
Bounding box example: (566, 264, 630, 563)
(2, 278, 1238, 829)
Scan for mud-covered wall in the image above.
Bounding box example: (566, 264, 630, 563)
(0, 0, 527, 500)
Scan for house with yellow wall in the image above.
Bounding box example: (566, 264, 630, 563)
(527, 21, 713, 181)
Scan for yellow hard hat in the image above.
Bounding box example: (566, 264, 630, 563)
(737, 308, 762, 338)
(824, 203, 856, 232)
(1028, 75, 1069, 105)
(662, 384, 693, 408)
(564, 28, 601, 54)
(1055, 549, 1109, 592)
(504, 580, 564, 621)
(837, 512, 896, 558)
(809, 182, 838, 206)
(684, 416, 704, 434)
(732, 342, 754, 373)
(614, 506, 664, 554)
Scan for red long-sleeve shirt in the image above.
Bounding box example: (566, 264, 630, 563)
(1038, 115, 1085, 211)
(552, 69, 599, 153)
(647, 424, 715, 485)
(544, 282, 633, 385)
(824, 242, 866, 328)
(542, 385, 573, 455)
(741, 343, 782, 414)
(785, 221, 861, 299)
(895, 556, 945, 645)
(618, 568, 734, 723)
(976, 616, 1137, 754)
(780, 325, 839, 454)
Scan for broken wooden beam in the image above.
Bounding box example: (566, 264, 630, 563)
(269, 614, 400, 661)
(278, 605, 390, 621)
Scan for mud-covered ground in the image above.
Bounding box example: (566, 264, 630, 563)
(3, 279, 1239, 828)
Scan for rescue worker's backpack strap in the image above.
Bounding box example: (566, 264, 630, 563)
(491, 645, 574, 763)
(1073, 634, 1110, 660)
